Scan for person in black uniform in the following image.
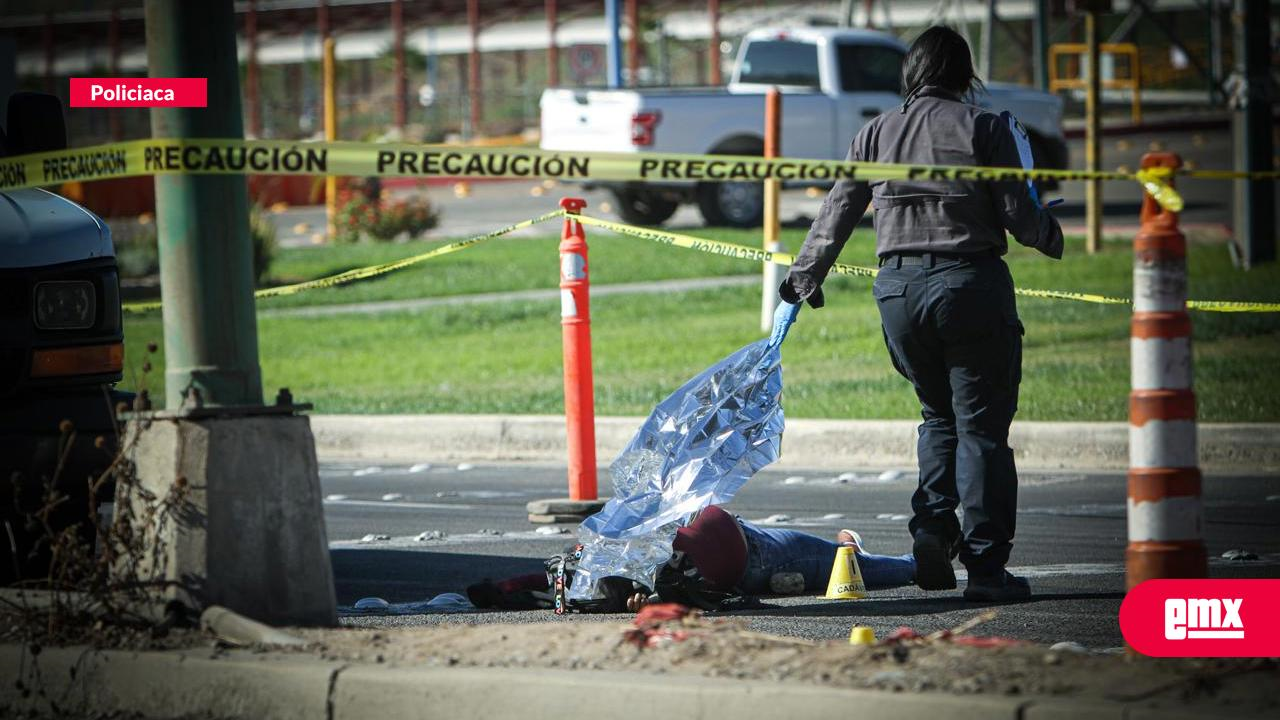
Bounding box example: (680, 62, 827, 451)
(770, 26, 1063, 602)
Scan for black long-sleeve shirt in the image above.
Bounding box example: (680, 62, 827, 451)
(781, 85, 1063, 307)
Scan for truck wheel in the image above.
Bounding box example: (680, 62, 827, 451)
(697, 181, 763, 228)
(611, 189, 679, 226)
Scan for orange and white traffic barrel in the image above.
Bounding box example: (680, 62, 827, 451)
(1126, 152, 1207, 588)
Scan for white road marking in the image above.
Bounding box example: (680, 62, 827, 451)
(324, 498, 476, 511)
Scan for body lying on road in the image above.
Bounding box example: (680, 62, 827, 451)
(466, 505, 917, 613)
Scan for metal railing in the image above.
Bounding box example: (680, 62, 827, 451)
(1049, 42, 1143, 124)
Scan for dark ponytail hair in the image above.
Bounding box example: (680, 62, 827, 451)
(901, 26, 985, 100)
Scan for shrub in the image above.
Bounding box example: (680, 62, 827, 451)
(110, 208, 276, 285)
(335, 191, 379, 244)
(112, 217, 159, 279)
(336, 189, 439, 244)
(248, 206, 278, 284)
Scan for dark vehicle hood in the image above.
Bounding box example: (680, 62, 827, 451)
(0, 189, 113, 269)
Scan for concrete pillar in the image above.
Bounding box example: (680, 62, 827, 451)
(147, 0, 261, 408)
(123, 414, 337, 626)
(136, 0, 335, 628)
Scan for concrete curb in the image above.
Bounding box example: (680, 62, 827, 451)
(0, 643, 1243, 720)
(310, 414, 1280, 472)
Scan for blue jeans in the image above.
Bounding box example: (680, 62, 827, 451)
(737, 521, 916, 594)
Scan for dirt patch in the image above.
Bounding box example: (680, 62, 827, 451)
(288, 611, 1278, 716)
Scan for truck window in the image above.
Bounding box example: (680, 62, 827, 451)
(738, 41, 820, 88)
(836, 43, 903, 94)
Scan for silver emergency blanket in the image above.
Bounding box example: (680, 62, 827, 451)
(567, 338, 785, 600)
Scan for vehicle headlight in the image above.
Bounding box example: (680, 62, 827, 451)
(34, 281, 97, 330)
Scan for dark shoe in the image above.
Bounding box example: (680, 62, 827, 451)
(963, 570, 1031, 602)
(912, 533, 957, 590)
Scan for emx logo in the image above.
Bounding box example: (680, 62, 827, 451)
(1165, 597, 1243, 639)
(1121, 579, 1279, 656)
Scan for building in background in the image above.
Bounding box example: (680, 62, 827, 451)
(0, 0, 1257, 145)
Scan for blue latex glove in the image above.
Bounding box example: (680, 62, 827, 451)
(769, 300, 800, 348)
(1001, 111, 1062, 210)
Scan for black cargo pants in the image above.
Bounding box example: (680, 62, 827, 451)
(872, 253, 1023, 577)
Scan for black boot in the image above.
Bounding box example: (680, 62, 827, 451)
(912, 533, 957, 590)
(963, 570, 1031, 602)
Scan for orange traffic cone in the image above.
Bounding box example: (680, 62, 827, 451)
(823, 545, 867, 599)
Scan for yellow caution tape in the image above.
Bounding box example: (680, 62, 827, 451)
(0, 137, 1185, 211)
(1134, 169, 1185, 213)
(1181, 169, 1280, 181)
(122, 210, 563, 314)
(120, 207, 1280, 315)
(571, 213, 1280, 313)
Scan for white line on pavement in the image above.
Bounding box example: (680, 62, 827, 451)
(324, 499, 476, 511)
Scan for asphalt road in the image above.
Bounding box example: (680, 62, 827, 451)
(322, 461, 1280, 649)
(269, 122, 1267, 248)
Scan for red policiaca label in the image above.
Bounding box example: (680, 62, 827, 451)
(70, 78, 207, 108)
(1120, 579, 1280, 657)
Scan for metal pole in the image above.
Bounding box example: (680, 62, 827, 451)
(708, 0, 722, 85)
(145, 0, 262, 408)
(1127, 151, 1206, 589)
(606, 0, 623, 89)
(863, 0, 875, 28)
(392, 0, 406, 130)
(546, 0, 560, 86)
(108, 6, 122, 140)
(1233, 0, 1276, 267)
(760, 88, 784, 332)
(982, 0, 996, 80)
(42, 12, 53, 94)
(316, 0, 328, 137)
(468, 0, 482, 134)
(626, 0, 639, 86)
(323, 37, 337, 240)
(1085, 11, 1102, 254)
(1208, 0, 1222, 105)
(246, 0, 262, 138)
(1033, 0, 1049, 90)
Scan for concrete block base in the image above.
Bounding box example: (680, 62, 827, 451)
(525, 498, 606, 524)
(122, 413, 337, 626)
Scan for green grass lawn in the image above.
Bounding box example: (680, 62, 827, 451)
(255, 224, 760, 309)
(122, 226, 1280, 421)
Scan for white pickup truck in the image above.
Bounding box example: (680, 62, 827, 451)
(541, 27, 1066, 227)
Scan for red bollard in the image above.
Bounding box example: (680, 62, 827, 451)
(559, 197, 597, 501)
(1126, 152, 1207, 589)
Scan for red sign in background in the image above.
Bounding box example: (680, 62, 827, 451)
(1120, 579, 1280, 657)
(70, 78, 207, 108)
